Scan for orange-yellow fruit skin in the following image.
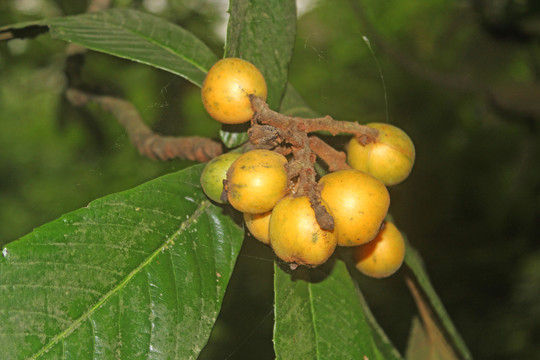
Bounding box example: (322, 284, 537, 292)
(201, 58, 267, 124)
(319, 169, 390, 247)
(244, 211, 272, 245)
(353, 221, 406, 278)
(269, 196, 337, 267)
(227, 149, 288, 214)
(348, 123, 415, 186)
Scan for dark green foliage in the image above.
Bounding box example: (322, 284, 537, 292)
(0, 165, 244, 359)
(2, 0, 538, 359)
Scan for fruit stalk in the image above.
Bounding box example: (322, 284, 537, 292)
(249, 95, 379, 143)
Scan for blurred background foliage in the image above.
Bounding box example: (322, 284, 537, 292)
(1, 0, 539, 359)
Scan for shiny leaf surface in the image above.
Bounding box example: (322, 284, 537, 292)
(274, 260, 400, 360)
(0, 164, 243, 359)
(225, 0, 297, 110)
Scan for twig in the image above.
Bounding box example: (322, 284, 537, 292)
(248, 95, 373, 230)
(66, 88, 223, 161)
(250, 95, 379, 144)
(308, 136, 350, 172)
(291, 129, 334, 230)
(62, 0, 225, 162)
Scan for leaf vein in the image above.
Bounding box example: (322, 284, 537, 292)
(28, 200, 212, 359)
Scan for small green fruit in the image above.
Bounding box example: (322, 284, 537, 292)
(200, 152, 242, 203)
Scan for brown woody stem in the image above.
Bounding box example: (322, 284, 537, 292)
(308, 136, 351, 172)
(249, 95, 368, 231)
(250, 95, 379, 144)
(61, 0, 224, 163)
(66, 88, 223, 161)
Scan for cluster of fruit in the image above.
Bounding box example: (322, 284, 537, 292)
(199, 58, 414, 278)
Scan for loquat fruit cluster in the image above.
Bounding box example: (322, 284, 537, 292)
(199, 58, 414, 278)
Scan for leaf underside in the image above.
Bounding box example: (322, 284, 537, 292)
(0, 164, 244, 359)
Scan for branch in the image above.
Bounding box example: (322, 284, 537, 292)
(250, 95, 379, 144)
(60, 0, 226, 162)
(66, 88, 223, 161)
(247, 95, 376, 231)
(309, 136, 350, 172)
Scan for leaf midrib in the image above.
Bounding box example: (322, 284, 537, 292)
(308, 281, 321, 360)
(30, 200, 211, 359)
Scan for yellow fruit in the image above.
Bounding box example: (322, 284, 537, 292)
(201, 58, 267, 124)
(244, 211, 272, 245)
(348, 123, 415, 186)
(200, 152, 242, 203)
(269, 196, 337, 267)
(319, 169, 390, 246)
(227, 149, 288, 214)
(353, 221, 406, 278)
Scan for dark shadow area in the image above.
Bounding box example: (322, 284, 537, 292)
(199, 237, 275, 360)
(0, 25, 49, 41)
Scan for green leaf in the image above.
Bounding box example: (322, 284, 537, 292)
(404, 244, 473, 360)
(219, 129, 249, 149)
(273, 260, 400, 360)
(225, 0, 297, 110)
(0, 164, 244, 359)
(1, 9, 218, 86)
(356, 281, 405, 360)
